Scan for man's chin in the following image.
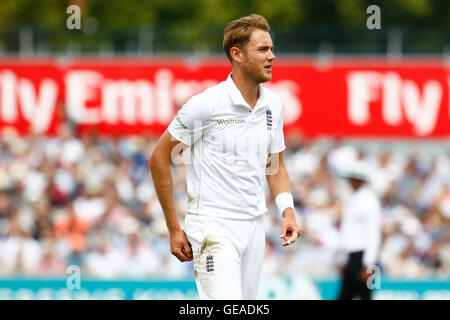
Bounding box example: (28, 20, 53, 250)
(247, 70, 272, 84)
(259, 73, 272, 83)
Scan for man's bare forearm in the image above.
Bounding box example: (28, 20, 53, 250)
(266, 165, 295, 218)
(149, 160, 181, 234)
(266, 165, 291, 197)
(266, 152, 296, 218)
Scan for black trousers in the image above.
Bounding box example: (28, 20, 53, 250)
(337, 251, 372, 300)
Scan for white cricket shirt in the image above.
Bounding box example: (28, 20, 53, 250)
(168, 73, 285, 220)
(340, 186, 383, 266)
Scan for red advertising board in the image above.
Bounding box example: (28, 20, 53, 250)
(0, 57, 449, 138)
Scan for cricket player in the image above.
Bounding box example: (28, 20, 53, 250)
(149, 14, 301, 300)
(337, 162, 382, 300)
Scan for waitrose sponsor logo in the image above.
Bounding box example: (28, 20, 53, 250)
(216, 118, 246, 125)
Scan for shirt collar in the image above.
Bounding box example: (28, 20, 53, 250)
(225, 73, 269, 110)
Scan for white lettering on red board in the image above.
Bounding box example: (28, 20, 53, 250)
(5, 66, 446, 137)
(65, 69, 206, 125)
(347, 71, 443, 136)
(0, 70, 58, 134)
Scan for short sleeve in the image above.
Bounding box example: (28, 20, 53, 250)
(270, 106, 286, 153)
(167, 95, 211, 146)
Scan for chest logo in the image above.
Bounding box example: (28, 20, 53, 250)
(266, 109, 272, 131)
(216, 118, 246, 125)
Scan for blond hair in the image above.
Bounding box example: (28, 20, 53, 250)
(223, 14, 270, 62)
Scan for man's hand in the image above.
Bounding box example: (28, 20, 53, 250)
(170, 229, 193, 262)
(280, 208, 302, 247)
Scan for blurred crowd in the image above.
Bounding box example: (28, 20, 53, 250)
(0, 123, 449, 280)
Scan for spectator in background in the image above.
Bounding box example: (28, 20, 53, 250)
(0, 190, 14, 235)
(37, 224, 67, 276)
(0, 206, 43, 276)
(54, 203, 91, 267)
(84, 233, 123, 279)
(337, 161, 383, 300)
(121, 232, 161, 278)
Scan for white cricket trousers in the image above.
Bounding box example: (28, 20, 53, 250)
(184, 213, 265, 300)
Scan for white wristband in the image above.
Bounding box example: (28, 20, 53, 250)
(275, 192, 295, 217)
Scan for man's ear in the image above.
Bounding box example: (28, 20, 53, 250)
(230, 47, 243, 63)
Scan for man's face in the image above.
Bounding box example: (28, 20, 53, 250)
(240, 29, 275, 83)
